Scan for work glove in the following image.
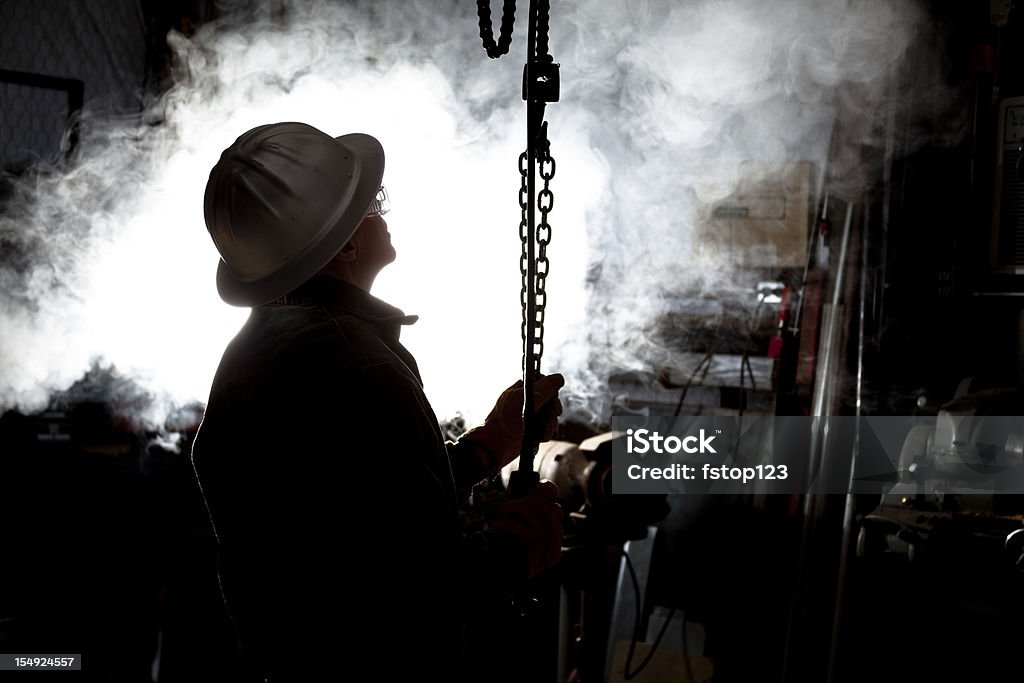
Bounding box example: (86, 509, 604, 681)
(463, 373, 565, 472)
(482, 480, 563, 577)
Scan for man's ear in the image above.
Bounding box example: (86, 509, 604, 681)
(335, 240, 358, 262)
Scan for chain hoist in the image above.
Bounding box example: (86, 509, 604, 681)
(477, 0, 559, 495)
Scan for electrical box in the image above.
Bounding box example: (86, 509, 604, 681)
(991, 96, 1024, 274)
(692, 161, 812, 269)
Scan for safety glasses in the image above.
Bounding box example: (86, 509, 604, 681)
(366, 185, 390, 217)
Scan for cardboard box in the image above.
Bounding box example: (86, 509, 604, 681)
(693, 161, 812, 268)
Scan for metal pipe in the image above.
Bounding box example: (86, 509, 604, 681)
(793, 192, 827, 334)
(783, 201, 854, 683)
(811, 202, 854, 418)
(827, 207, 870, 683)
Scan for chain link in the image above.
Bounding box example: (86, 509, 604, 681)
(519, 151, 530, 359)
(535, 0, 553, 63)
(519, 134, 555, 377)
(477, 0, 517, 59)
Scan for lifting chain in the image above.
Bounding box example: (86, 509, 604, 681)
(476, 0, 517, 58)
(476, 0, 559, 491)
(519, 129, 556, 377)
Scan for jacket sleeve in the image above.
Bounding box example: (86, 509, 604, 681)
(343, 363, 529, 612)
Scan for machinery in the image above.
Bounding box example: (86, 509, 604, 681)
(860, 382, 1024, 563)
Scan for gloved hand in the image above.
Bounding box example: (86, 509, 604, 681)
(482, 480, 563, 577)
(463, 373, 565, 472)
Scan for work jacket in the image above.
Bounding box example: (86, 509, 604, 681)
(191, 276, 526, 682)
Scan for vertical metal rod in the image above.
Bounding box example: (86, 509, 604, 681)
(520, 136, 538, 468)
(783, 201, 854, 683)
(831, 205, 854, 317)
(793, 192, 827, 334)
(811, 202, 854, 419)
(518, 0, 540, 478)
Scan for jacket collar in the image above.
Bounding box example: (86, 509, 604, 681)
(265, 277, 419, 338)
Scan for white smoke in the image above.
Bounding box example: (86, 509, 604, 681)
(0, 0, 954, 426)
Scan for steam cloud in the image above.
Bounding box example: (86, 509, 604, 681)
(0, 0, 954, 426)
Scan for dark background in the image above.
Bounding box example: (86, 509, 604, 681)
(3, 1, 1024, 681)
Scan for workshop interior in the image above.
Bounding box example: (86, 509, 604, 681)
(2, 0, 1024, 681)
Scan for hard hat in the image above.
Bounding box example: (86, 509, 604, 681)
(203, 122, 385, 306)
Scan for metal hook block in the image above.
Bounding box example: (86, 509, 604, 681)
(522, 62, 560, 102)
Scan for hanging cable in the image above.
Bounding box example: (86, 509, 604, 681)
(622, 552, 678, 680)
